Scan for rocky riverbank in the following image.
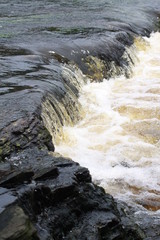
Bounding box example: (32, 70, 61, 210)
(0, 100, 160, 239)
(0, 146, 146, 240)
(0, 95, 147, 239)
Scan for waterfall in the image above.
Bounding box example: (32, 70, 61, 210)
(55, 32, 160, 211)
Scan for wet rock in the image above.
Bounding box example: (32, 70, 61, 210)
(0, 113, 54, 161)
(116, 201, 160, 240)
(7, 148, 143, 240)
(0, 145, 147, 240)
(0, 205, 39, 240)
(0, 146, 146, 239)
(0, 170, 34, 188)
(74, 167, 92, 183)
(33, 166, 59, 181)
(67, 211, 125, 240)
(0, 188, 17, 214)
(52, 184, 76, 203)
(134, 210, 160, 240)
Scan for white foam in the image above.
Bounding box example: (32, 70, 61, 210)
(56, 32, 160, 209)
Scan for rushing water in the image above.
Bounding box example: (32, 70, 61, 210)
(1, 0, 160, 211)
(56, 32, 160, 211)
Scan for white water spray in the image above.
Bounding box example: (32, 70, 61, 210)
(56, 32, 160, 211)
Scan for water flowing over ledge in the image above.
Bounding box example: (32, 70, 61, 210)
(55, 32, 160, 212)
(0, 1, 160, 239)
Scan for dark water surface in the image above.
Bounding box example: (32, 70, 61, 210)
(0, 1, 160, 73)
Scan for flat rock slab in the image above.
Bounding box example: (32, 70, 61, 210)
(0, 188, 17, 214)
(0, 171, 34, 188)
(33, 166, 59, 181)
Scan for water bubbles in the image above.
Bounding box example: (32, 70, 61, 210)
(56, 32, 160, 211)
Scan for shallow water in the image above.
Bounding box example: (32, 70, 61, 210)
(56, 32, 160, 211)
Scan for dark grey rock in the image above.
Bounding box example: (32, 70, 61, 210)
(74, 167, 92, 183)
(0, 147, 146, 239)
(33, 167, 59, 181)
(0, 188, 17, 214)
(0, 171, 34, 188)
(0, 205, 39, 240)
(6, 148, 143, 240)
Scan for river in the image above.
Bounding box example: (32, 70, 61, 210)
(0, 0, 160, 219)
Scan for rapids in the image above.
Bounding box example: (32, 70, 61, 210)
(56, 32, 160, 211)
(1, 1, 160, 239)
